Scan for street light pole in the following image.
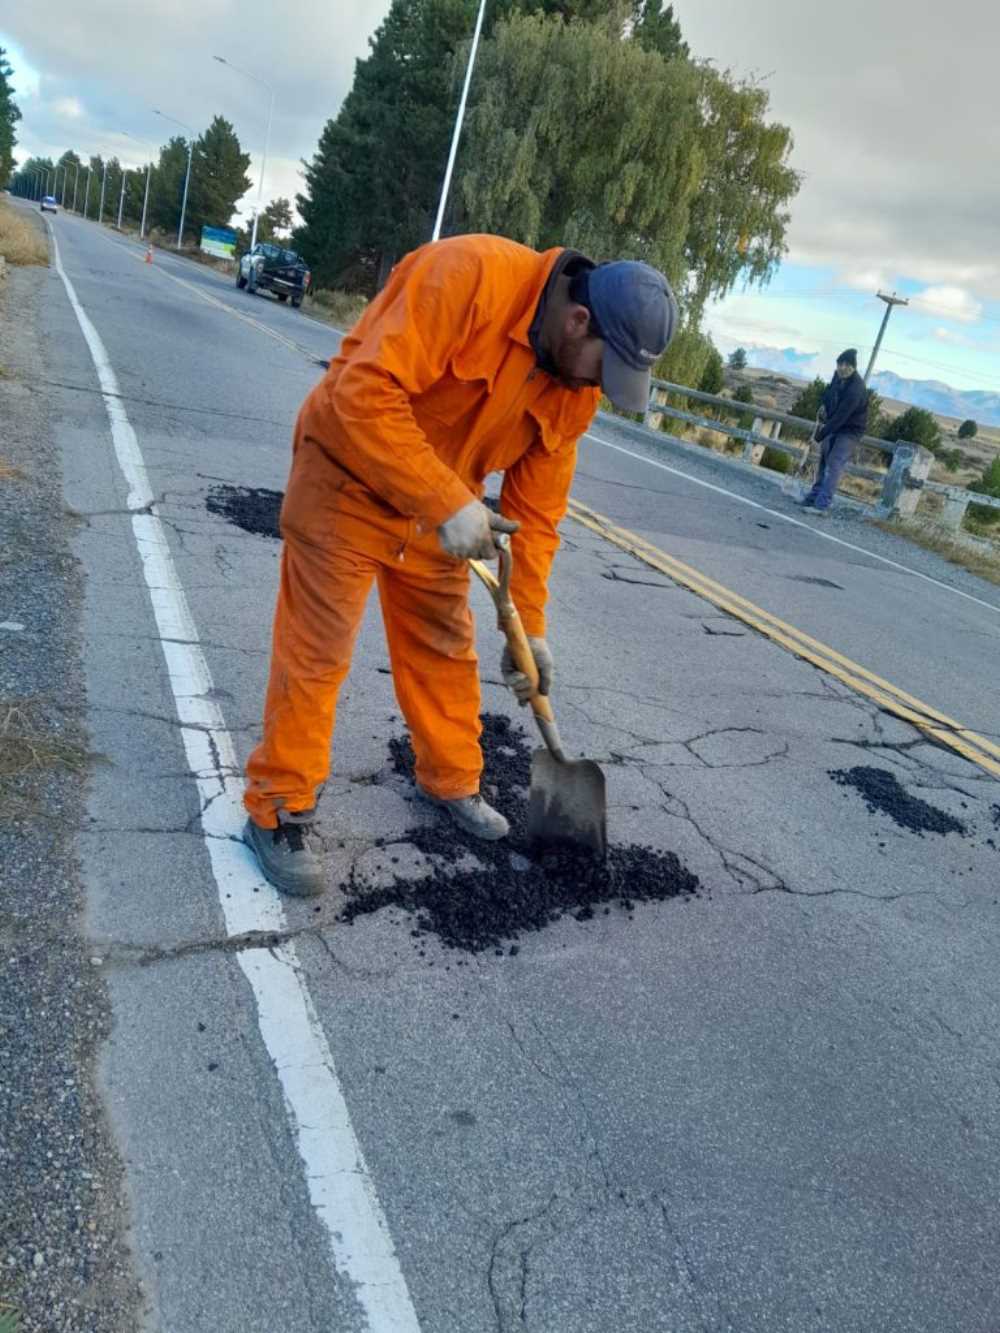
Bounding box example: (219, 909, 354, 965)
(121, 132, 156, 241)
(99, 160, 108, 224)
(71, 161, 80, 212)
(864, 291, 910, 383)
(83, 164, 92, 219)
(431, 0, 487, 241)
(117, 167, 127, 229)
(212, 55, 274, 252)
(153, 109, 196, 250)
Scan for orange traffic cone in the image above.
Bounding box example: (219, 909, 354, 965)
(144, 245, 154, 265)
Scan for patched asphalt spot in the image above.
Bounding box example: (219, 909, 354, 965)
(206, 484, 282, 539)
(829, 766, 966, 837)
(339, 714, 700, 953)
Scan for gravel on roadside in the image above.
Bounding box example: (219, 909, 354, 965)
(0, 240, 142, 1329)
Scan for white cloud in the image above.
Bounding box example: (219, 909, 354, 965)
(837, 269, 890, 294)
(51, 95, 84, 120)
(933, 326, 976, 348)
(677, 0, 1000, 303)
(911, 285, 984, 324)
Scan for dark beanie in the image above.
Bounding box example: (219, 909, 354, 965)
(837, 348, 858, 367)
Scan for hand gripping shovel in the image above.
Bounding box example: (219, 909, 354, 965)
(469, 534, 607, 860)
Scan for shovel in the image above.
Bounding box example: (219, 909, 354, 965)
(469, 534, 607, 860)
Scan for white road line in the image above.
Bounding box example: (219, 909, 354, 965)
(46, 223, 421, 1332)
(585, 430, 1000, 618)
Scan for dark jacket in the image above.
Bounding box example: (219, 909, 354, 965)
(818, 370, 868, 440)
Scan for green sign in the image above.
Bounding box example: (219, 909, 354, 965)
(200, 225, 237, 259)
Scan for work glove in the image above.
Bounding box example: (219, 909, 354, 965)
(501, 637, 554, 706)
(438, 500, 520, 560)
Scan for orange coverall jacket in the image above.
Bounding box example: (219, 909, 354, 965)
(244, 235, 600, 823)
(288, 233, 600, 637)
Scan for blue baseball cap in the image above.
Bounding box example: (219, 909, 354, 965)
(585, 261, 679, 412)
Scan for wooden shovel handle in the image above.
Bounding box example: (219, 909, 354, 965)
(468, 535, 556, 725)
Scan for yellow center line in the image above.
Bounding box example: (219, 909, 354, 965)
(567, 498, 1000, 780)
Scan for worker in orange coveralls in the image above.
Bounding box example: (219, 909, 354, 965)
(243, 233, 678, 896)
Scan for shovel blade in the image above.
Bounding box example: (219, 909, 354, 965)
(527, 749, 607, 860)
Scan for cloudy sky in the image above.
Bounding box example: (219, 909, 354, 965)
(4, 0, 999, 391)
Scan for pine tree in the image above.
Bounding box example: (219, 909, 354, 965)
(183, 117, 251, 245)
(728, 347, 748, 370)
(147, 138, 190, 237)
(958, 419, 977, 440)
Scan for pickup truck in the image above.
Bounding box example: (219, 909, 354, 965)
(236, 242, 311, 308)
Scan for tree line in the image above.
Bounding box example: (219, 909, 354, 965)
(8, 110, 292, 250)
(291, 0, 801, 387)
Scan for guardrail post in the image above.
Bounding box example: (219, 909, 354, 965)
(938, 487, 972, 532)
(643, 386, 663, 432)
(877, 443, 932, 518)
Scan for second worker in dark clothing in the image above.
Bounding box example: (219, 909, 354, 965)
(801, 348, 869, 513)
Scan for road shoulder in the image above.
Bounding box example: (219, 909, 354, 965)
(0, 254, 141, 1329)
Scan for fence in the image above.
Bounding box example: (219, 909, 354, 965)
(638, 380, 1000, 526)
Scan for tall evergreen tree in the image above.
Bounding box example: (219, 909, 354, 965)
(147, 137, 190, 237)
(295, 0, 482, 290)
(630, 2, 688, 59)
(0, 48, 21, 186)
(183, 116, 251, 244)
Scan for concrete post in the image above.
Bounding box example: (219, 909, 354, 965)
(745, 417, 772, 465)
(643, 387, 664, 432)
(878, 443, 933, 518)
(938, 487, 971, 532)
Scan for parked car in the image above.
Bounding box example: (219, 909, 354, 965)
(236, 243, 310, 308)
(40, 195, 58, 214)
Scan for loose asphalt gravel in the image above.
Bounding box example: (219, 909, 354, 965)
(0, 256, 141, 1329)
(340, 713, 701, 953)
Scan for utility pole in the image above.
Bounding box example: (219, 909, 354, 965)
(864, 291, 909, 383)
(83, 164, 92, 218)
(117, 168, 127, 229)
(71, 161, 80, 212)
(99, 160, 108, 223)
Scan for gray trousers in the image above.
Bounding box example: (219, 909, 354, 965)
(805, 432, 860, 509)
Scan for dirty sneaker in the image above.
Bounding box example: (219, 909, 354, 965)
(417, 788, 510, 841)
(243, 810, 326, 897)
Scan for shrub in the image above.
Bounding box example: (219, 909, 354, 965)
(728, 347, 748, 370)
(968, 457, 1000, 526)
(760, 446, 792, 474)
(880, 405, 942, 454)
(958, 419, 978, 440)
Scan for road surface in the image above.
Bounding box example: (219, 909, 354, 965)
(8, 199, 1000, 1333)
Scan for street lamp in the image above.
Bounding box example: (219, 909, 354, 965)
(71, 160, 81, 212)
(99, 159, 108, 224)
(431, 0, 487, 241)
(121, 130, 155, 239)
(213, 54, 274, 252)
(82, 162, 92, 219)
(153, 109, 195, 250)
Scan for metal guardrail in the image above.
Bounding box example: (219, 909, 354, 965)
(640, 379, 932, 519)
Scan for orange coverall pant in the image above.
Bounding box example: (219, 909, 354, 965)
(243, 504, 481, 827)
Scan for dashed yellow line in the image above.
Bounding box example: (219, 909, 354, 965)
(567, 497, 1000, 780)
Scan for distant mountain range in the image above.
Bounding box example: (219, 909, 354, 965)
(741, 345, 1000, 427)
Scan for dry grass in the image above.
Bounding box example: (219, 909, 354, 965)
(306, 287, 369, 331)
(873, 518, 1000, 587)
(0, 701, 92, 822)
(0, 458, 25, 481)
(0, 198, 48, 266)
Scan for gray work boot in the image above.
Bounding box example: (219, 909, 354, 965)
(243, 809, 326, 897)
(417, 788, 510, 841)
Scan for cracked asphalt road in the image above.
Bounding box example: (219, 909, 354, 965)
(11, 200, 1000, 1332)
